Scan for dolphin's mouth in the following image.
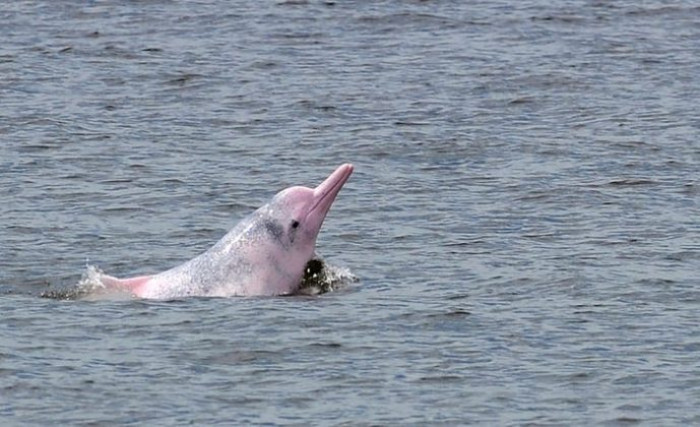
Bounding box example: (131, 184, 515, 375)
(309, 163, 354, 217)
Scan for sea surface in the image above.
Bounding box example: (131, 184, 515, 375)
(2, 0, 699, 425)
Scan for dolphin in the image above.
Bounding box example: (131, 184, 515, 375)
(98, 164, 354, 299)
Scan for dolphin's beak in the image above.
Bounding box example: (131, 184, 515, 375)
(310, 163, 354, 221)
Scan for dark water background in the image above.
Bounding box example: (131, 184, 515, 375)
(2, 1, 699, 425)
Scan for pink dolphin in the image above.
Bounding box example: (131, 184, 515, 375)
(99, 164, 353, 299)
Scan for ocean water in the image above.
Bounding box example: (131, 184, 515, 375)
(2, 0, 699, 425)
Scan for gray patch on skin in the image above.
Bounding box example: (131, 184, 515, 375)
(261, 219, 284, 242)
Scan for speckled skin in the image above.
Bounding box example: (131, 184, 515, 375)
(100, 164, 353, 299)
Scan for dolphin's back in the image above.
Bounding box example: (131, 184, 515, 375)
(138, 209, 275, 298)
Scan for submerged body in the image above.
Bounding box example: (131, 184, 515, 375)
(100, 164, 353, 299)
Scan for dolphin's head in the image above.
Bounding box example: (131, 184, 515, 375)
(255, 164, 353, 293)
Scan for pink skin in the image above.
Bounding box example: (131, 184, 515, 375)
(98, 164, 353, 299)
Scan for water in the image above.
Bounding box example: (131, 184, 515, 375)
(2, 0, 699, 424)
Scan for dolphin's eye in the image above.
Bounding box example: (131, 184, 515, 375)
(291, 220, 300, 229)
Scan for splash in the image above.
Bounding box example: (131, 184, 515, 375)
(40, 265, 130, 301)
(296, 257, 359, 296)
